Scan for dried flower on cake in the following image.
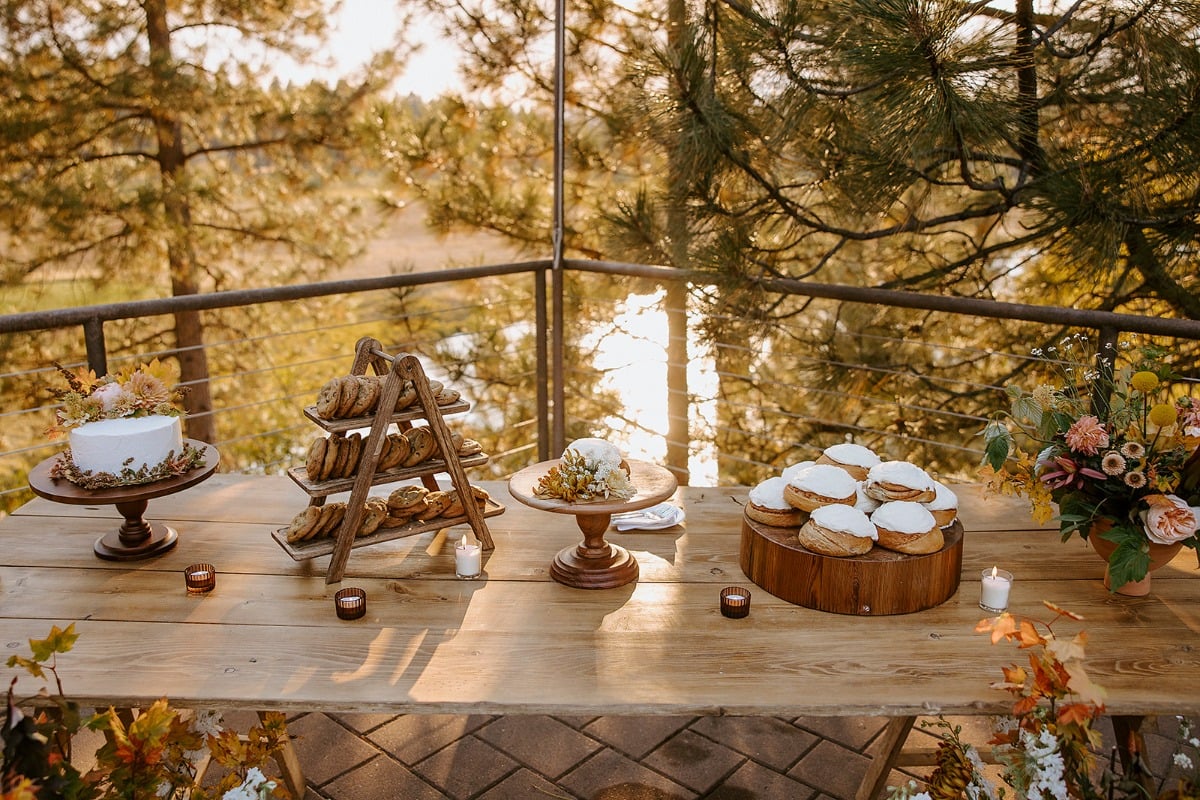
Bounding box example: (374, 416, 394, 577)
(47, 359, 187, 438)
(534, 448, 635, 502)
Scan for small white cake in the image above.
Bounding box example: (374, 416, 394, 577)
(564, 437, 625, 469)
(69, 415, 184, 475)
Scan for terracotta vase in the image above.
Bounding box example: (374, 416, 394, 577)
(1088, 524, 1184, 596)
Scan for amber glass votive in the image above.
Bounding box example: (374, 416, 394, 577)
(184, 563, 216, 594)
(334, 587, 367, 620)
(720, 586, 751, 619)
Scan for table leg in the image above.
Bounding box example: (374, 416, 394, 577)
(262, 710, 306, 798)
(856, 716, 916, 800)
(1111, 715, 1153, 794)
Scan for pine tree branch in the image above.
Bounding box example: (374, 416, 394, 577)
(1123, 227, 1200, 320)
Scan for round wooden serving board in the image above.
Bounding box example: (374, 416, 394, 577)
(739, 516, 963, 615)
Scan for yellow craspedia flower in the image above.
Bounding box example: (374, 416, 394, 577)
(1148, 403, 1177, 427)
(1130, 371, 1160, 393)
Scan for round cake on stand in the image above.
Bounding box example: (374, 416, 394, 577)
(509, 459, 677, 589)
(29, 442, 219, 561)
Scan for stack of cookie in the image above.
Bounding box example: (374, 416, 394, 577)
(304, 426, 486, 482)
(283, 484, 493, 543)
(382, 484, 491, 528)
(314, 374, 462, 421)
(284, 497, 390, 543)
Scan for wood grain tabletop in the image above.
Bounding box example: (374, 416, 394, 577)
(2, 473, 1197, 717)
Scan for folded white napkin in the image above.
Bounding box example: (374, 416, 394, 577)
(611, 502, 685, 531)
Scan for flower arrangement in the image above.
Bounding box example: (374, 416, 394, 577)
(980, 336, 1200, 590)
(534, 447, 635, 502)
(2, 625, 290, 800)
(47, 359, 187, 439)
(892, 604, 1199, 800)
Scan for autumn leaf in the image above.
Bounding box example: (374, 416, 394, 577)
(208, 728, 250, 768)
(1045, 631, 1088, 664)
(1016, 620, 1045, 648)
(1001, 664, 1028, 687)
(0, 775, 40, 800)
(1013, 696, 1038, 716)
(1042, 600, 1084, 621)
(1063, 661, 1108, 707)
(978, 612, 1017, 643)
(27, 623, 78, 662)
(1029, 654, 1060, 697)
(4, 656, 45, 680)
(126, 700, 182, 765)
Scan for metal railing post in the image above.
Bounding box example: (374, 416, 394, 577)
(550, 0, 567, 456)
(535, 268, 550, 461)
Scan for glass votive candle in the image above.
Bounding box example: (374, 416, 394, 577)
(455, 535, 482, 579)
(184, 563, 216, 594)
(979, 566, 1013, 613)
(720, 586, 751, 619)
(334, 587, 367, 620)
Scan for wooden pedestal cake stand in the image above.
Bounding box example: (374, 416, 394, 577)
(509, 459, 678, 589)
(28, 441, 220, 561)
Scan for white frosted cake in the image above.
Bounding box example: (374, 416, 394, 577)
(69, 415, 184, 476)
(564, 437, 626, 470)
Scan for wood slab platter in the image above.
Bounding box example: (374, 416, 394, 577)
(739, 515, 964, 615)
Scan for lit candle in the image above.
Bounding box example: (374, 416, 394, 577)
(979, 566, 1013, 613)
(184, 563, 216, 594)
(455, 534, 482, 579)
(720, 586, 751, 618)
(334, 587, 367, 620)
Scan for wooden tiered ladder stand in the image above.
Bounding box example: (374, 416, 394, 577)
(275, 337, 497, 584)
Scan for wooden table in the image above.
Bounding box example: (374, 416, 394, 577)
(3, 475, 1199, 796)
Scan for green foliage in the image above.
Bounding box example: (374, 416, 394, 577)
(0, 1, 395, 292)
(391, 0, 1200, 483)
(1096, 523, 1154, 593)
(0, 0, 407, 447)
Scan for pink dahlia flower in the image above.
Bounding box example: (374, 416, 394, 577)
(1064, 415, 1109, 455)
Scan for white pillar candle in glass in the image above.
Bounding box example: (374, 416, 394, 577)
(979, 566, 1013, 612)
(455, 535, 482, 579)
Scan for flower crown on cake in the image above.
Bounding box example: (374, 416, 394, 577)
(47, 359, 187, 438)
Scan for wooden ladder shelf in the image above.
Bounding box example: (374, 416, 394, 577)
(271, 337, 501, 583)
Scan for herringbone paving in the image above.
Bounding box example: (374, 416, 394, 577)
(215, 711, 1188, 800)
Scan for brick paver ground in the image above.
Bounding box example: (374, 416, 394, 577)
(236, 711, 1191, 800)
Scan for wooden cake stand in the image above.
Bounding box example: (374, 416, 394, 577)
(509, 459, 678, 589)
(739, 515, 964, 615)
(28, 441, 220, 561)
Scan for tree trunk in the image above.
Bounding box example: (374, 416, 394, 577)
(144, 0, 216, 442)
(664, 0, 691, 485)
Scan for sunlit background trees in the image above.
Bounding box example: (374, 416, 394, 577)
(2, 0, 1198, 502)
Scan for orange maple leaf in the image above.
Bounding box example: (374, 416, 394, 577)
(1057, 702, 1099, 726)
(1042, 600, 1084, 621)
(1013, 696, 1038, 716)
(1016, 620, 1045, 648)
(979, 612, 1018, 644)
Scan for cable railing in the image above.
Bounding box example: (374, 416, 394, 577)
(3, 258, 1200, 513)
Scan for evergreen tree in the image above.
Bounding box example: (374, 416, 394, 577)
(0, 0, 402, 441)
(390, 0, 1200, 481)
